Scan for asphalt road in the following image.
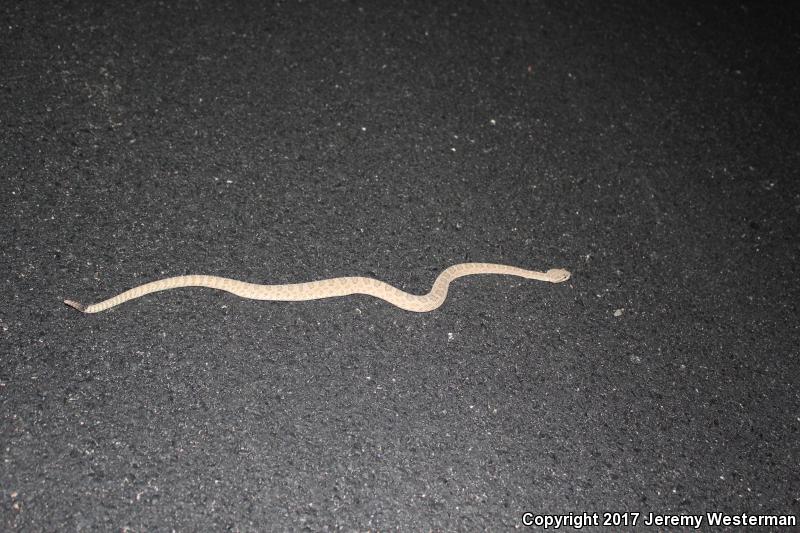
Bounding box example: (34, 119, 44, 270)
(2, 1, 798, 530)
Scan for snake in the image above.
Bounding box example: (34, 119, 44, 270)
(64, 263, 571, 313)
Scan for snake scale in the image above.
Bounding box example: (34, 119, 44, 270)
(64, 263, 570, 313)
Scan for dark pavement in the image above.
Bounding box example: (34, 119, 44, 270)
(2, 1, 798, 530)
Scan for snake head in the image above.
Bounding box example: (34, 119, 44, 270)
(545, 269, 571, 283)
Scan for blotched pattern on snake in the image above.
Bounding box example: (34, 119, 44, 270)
(64, 263, 571, 313)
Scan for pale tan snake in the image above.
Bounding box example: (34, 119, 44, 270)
(64, 263, 570, 313)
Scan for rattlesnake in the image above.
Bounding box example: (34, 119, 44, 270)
(64, 263, 570, 313)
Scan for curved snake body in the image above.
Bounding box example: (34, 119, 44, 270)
(64, 263, 570, 313)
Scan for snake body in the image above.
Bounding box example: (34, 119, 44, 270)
(64, 263, 570, 313)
